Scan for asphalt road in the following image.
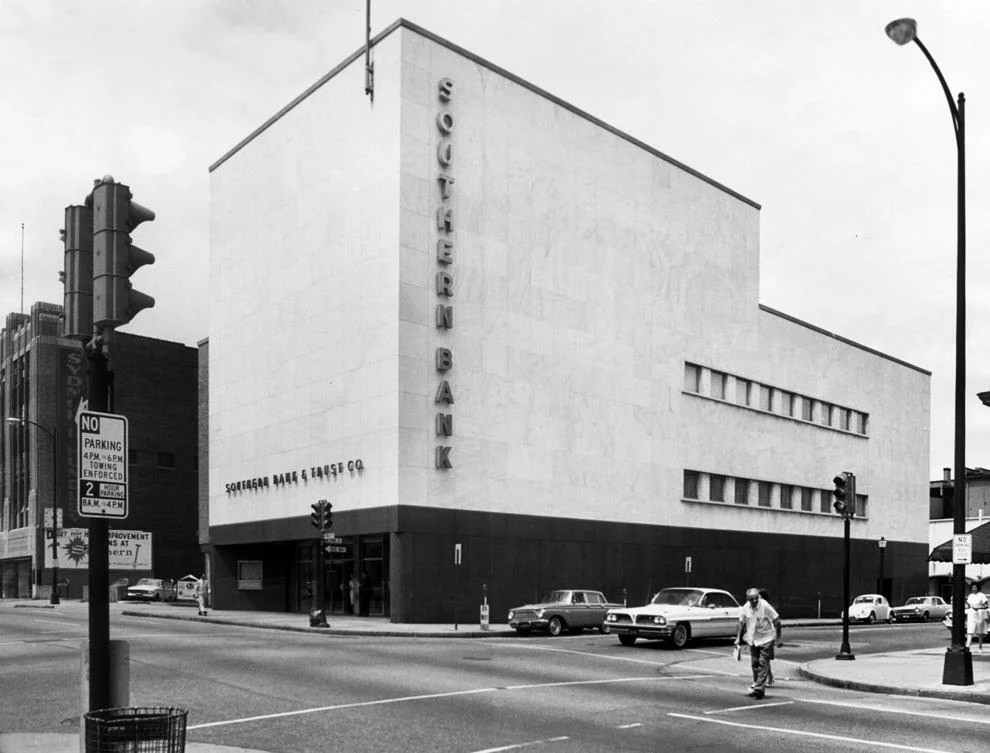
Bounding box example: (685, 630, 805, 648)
(1, 606, 983, 753)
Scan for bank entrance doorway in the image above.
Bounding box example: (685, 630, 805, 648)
(325, 534, 388, 617)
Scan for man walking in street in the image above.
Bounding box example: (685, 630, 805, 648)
(735, 587, 782, 699)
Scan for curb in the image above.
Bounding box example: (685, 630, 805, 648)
(120, 610, 518, 638)
(797, 664, 990, 706)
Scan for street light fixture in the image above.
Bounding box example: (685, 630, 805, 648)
(6, 416, 60, 605)
(885, 17, 971, 686)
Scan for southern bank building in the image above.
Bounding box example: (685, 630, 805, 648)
(203, 19, 930, 622)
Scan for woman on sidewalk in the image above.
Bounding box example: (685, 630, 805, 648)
(966, 583, 988, 652)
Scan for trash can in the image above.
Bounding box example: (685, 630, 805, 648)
(84, 706, 187, 753)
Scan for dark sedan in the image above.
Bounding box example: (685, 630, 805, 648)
(508, 589, 623, 636)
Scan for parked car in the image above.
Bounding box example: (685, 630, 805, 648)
(604, 587, 740, 648)
(844, 594, 892, 624)
(508, 589, 622, 636)
(125, 578, 176, 602)
(891, 596, 950, 623)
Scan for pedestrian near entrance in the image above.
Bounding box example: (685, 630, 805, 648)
(348, 573, 359, 615)
(735, 587, 782, 699)
(194, 574, 209, 616)
(966, 583, 989, 652)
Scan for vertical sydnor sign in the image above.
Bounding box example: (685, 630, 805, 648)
(77, 410, 128, 519)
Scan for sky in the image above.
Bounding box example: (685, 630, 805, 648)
(2, 0, 989, 478)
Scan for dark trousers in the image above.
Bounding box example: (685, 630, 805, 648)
(749, 642, 773, 692)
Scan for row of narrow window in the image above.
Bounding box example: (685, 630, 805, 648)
(683, 469, 867, 518)
(684, 363, 868, 436)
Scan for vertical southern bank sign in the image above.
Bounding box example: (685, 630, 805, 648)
(434, 76, 455, 470)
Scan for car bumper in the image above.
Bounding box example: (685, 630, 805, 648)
(608, 624, 671, 639)
(891, 612, 924, 621)
(509, 618, 549, 631)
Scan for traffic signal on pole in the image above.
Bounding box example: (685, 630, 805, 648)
(59, 204, 94, 339)
(310, 501, 325, 530)
(324, 502, 333, 531)
(91, 176, 156, 327)
(832, 471, 856, 517)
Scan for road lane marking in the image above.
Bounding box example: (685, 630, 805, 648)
(705, 701, 793, 714)
(188, 676, 712, 731)
(797, 697, 990, 726)
(617, 723, 643, 729)
(470, 736, 569, 752)
(686, 648, 732, 657)
(188, 688, 497, 729)
(489, 641, 736, 674)
(502, 676, 711, 691)
(32, 619, 79, 627)
(667, 712, 952, 753)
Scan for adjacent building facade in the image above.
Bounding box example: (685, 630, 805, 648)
(929, 467, 990, 595)
(205, 20, 931, 621)
(0, 302, 201, 599)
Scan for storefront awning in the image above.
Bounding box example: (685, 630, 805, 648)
(929, 520, 990, 563)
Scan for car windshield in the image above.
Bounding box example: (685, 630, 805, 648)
(540, 591, 570, 604)
(135, 579, 159, 586)
(853, 596, 876, 604)
(650, 589, 704, 606)
(904, 598, 924, 605)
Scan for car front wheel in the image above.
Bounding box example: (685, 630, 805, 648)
(548, 616, 565, 636)
(867, 611, 875, 624)
(922, 611, 930, 622)
(671, 623, 690, 648)
(618, 634, 637, 646)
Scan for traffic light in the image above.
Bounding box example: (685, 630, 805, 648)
(60, 204, 94, 339)
(91, 176, 155, 327)
(310, 501, 325, 530)
(324, 502, 333, 531)
(832, 471, 856, 517)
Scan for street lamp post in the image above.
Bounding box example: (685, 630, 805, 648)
(885, 17, 971, 686)
(878, 536, 887, 600)
(7, 416, 60, 605)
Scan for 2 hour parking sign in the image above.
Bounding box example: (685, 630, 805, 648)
(77, 410, 128, 519)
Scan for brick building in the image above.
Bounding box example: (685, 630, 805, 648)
(0, 302, 200, 599)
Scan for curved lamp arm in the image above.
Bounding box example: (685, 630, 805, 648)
(885, 18, 961, 145)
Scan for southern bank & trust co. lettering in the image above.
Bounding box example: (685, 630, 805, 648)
(435, 76, 455, 470)
(224, 459, 364, 495)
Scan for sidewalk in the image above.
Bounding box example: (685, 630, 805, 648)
(4, 599, 990, 752)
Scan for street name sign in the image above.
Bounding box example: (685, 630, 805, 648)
(77, 410, 128, 519)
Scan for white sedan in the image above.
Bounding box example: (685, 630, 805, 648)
(891, 596, 950, 623)
(604, 587, 741, 648)
(125, 578, 176, 602)
(845, 594, 892, 624)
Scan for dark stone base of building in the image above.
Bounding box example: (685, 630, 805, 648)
(207, 505, 926, 622)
